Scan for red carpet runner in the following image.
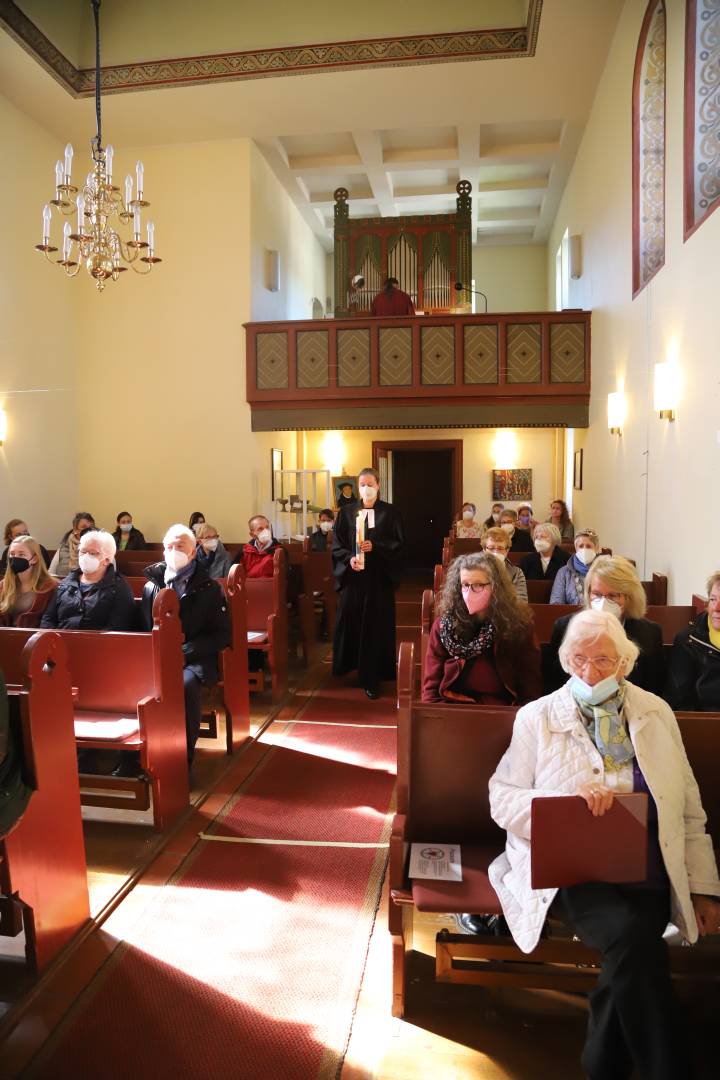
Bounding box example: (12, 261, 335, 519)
(27, 676, 397, 1080)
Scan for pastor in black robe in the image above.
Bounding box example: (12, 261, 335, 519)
(332, 499, 404, 688)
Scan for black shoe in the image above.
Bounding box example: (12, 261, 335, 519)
(111, 754, 143, 779)
(364, 687, 380, 700)
(455, 913, 505, 935)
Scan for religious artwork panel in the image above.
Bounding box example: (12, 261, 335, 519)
(506, 324, 542, 383)
(685, 0, 720, 236)
(297, 331, 329, 388)
(421, 326, 454, 385)
(463, 324, 498, 383)
(333, 476, 358, 509)
(632, 0, 666, 294)
(256, 332, 289, 390)
(492, 469, 532, 501)
(550, 323, 586, 383)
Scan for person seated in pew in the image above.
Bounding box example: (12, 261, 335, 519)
(498, 509, 534, 553)
(40, 530, 135, 631)
(666, 571, 720, 711)
(422, 552, 541, 705)
(48, 511, 96, 578)
(454, 502, 483, 539)
(0, 519, 51, 576)
(489, 609, 720, 1080)
(232, 515, 280, 578)
(547, 497, 575, 542)
(482, 502, 504, 529)
(195, 523, 233, 579)
(112, 511, 146, 551)
(0, 536, 57, 627)
(544, 555, 665, 696)
(310, 508, 335, 552)
(550, 528, 601, 605)
(135, 524, 230, 772)
(520, 523, 569, 583)
(188, 511, 206, 536)
(482, 526, 528, 603)
(516, 504, 535, 532)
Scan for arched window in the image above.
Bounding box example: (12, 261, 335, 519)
(684, 0, 720, 239)
(632, 0, 666, 297)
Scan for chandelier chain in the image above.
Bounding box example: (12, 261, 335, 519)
(91, 0, 102, 160)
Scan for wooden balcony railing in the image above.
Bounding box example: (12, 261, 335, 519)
(245, 310, 591, 430)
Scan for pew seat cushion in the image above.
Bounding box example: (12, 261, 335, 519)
(74, 712, 142, 743)
(247, 631, 268, 643)
(411, 844, 504, 914)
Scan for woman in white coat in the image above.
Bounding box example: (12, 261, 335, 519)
(489, 609, 720, 1080)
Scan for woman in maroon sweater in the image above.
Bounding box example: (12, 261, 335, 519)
(422, 552, 541, 705)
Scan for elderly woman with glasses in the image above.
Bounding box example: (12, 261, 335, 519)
(520, 522, 568, 582)
(544, 555, 664, 696)
(422, 552, 541, 705)
(550, 528, 601, 604)
(489, 609, 720, 1080)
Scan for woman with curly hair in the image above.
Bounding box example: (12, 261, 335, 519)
(422, 552, 541, 704)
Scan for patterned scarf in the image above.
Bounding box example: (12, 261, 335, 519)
(438, 614, 495, 660)
(572, 682, 635, 771)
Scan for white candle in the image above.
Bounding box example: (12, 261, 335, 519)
(105, 144, 114, 183)
(133, 204, 141, 239)
(136, 160, 144, 196)
(146, 220, 154, 253)
(42, 203, 52, 242)
(76, 194, 85, 234)
(63, 221, 71, 259)
(55, 160, 63, 188)
(355, 511, 365, 569)
(124, 174, 133, 207)
(64, 143, 73, 181)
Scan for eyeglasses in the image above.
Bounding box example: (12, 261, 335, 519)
(461, 581, 492, 594)
(570, 654, 618, 674)
(589, 590, 624, 604)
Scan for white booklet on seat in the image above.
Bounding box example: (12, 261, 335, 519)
(409, 843, 462, 882)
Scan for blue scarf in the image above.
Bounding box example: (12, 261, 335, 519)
(572, 682, 635, 771)
(571, 553, 591, 575)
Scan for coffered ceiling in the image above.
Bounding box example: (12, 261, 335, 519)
(0, 0, 624, 250)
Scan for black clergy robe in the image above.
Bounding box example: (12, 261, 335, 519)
(332, 499, 404, 686)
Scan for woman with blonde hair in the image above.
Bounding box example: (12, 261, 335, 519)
(545, 555, 664, 695)
(422, 551, 541, 704)
(0, 535, 57, 627)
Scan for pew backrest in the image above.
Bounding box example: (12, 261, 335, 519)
(245, 547, 286, 632)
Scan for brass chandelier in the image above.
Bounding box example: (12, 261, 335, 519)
(34, 0, 161, 291)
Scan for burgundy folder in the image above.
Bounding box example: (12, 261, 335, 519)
(530, 793, 648, 889)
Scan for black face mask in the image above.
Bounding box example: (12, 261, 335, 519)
(10, 557, 31, 574)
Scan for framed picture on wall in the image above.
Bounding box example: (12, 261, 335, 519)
(333, 476, 357, 509)
(573, 449, 583, 491)
(492, 469, 532, 501)
(271, 448, 284, 500)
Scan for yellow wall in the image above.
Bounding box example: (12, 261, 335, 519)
(302, 427, 563, 521)
(0, 91, 79, 550)
(547, 0, 720, 600)
(473, 244, 548, 312)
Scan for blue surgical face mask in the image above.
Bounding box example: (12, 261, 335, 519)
(569, 671, 621, 707)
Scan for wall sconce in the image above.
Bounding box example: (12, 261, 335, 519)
(493, 429, 518, 468)
(0, 408, 6, 446)
(266, 249, 280, 292)
(654, 361, 679, 421)
(568, 234, 582, 279)
(607, 391, 626, 435)
(322, 430, 345, 475)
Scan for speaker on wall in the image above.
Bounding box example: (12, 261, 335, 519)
(266, 249, 280, 292)
(568, 234, 582, 280)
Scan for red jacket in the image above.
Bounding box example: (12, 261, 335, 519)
(422, 617, 542, 704)
(0, 582, 57, 628)
(371, 288, 415, 316)
(239, 542, 277, 579)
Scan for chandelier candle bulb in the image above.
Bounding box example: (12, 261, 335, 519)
(147, 221, 154, 254)
(133, 205, 141, 240)
(124, 174, 132, 207)
(105, 145, 114, 183)
(136, 160, 144, 197)
(64, 143, 73, 182)
(42, 204, 51, 242)
(62, 221, 71, 259)
(55, 160, 63, 189)
(76, 194, 85, 235)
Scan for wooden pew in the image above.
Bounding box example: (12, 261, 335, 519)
(300, 536, 336, 640)
(526, 580, 552, 603)
(199, 564, 251, 754)
(0, 591, 189, 832)
(1, 632, 90, 971)
(245, 549, 288, 702)
(390, 641, 720, 1018)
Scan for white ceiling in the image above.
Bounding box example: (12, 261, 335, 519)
(1, 0, 625, 250)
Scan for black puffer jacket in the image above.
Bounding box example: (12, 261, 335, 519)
(141, 561, 230, 684)
(40, 566, 136, 630)
(666, 613, 720, 711)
